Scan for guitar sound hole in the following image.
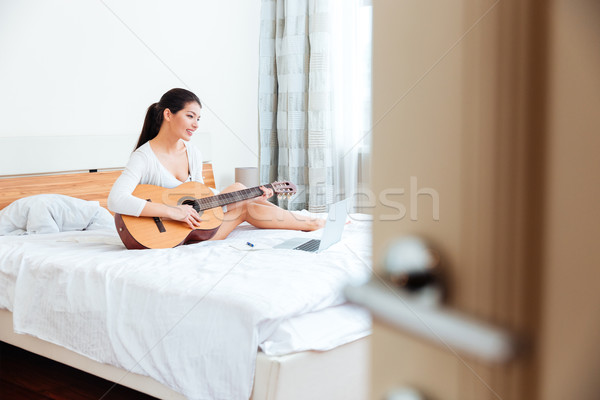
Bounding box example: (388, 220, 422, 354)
(182, 199, 201, 214)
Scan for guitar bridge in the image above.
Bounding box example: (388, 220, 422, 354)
(147, 199, 166, 233)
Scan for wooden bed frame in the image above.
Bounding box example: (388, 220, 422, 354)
(0, 166, 369, 400)
(0, 163, 216, 210)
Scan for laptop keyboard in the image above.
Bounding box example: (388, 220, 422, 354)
(294, 239, 321, 252)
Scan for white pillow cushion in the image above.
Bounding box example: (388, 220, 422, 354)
(0, 194, 114, 235)
(86, 206, 115, 231)
(259, 304, 371, 356)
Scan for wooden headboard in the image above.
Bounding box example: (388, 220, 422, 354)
(0, 163, 215, 211)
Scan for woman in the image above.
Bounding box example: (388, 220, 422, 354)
(107, 88, 324, 240)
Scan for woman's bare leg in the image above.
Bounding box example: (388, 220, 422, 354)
(208, 183, 324, 240)
(209, 202, 248, 240)
(245, 201, 324, 230)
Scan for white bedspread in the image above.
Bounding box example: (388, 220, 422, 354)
(0, 213, 371, 400)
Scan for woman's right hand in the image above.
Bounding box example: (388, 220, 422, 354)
(167, 204, 203, 229)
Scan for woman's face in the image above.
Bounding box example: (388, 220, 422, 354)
(167, 101, 201, 141)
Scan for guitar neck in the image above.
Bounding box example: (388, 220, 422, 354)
(195, 184, 273, 211)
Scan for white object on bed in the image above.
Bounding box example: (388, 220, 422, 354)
(260, 303, 371, 356)
(0, 214, 372, 400)
(0, 194, 114, 235)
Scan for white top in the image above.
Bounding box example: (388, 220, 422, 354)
(107, 141, 204, 216)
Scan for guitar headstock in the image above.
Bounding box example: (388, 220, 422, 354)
(271, 181, 297, 200)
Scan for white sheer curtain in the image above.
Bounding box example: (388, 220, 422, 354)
(258, 0, 372, 212)
(330, 0, 372, 212)
(259, 0, 334, 213)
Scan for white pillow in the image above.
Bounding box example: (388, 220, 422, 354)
(259, 304, 371, 356)
(0, 194, 114, 235)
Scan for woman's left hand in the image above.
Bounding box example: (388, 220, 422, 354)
(259, 186, 274, 200)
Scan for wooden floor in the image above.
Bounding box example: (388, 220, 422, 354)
(0, 342, 157, 399)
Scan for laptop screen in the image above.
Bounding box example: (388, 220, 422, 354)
(318, 199, 348, 251)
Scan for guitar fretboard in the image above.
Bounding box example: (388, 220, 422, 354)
(194, 184, 273, 211)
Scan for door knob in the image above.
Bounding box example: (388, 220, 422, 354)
(385, 387, 425, 400)
(383, 236, 444, 307)
(345, 236, 518, 363)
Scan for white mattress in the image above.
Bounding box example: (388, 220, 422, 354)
(0, 213, 372, 399)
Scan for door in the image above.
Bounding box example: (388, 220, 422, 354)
(367, 0, 600, 399)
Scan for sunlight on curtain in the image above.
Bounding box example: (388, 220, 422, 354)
(258, 0, 372, 212)
(259, 0, 334, 213)
(331, 0, 372, 212)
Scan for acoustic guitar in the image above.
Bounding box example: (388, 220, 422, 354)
(115, 181, 296, 249)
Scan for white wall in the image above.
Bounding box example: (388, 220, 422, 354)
(0, 0, 260, 190)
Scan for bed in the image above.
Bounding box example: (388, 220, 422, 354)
(0, 166, 372, 400)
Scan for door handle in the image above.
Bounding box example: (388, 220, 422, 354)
(345, 236, 518, 364)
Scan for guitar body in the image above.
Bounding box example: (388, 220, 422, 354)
(115, 182, 224, 249)
(114, 180, 297, 250)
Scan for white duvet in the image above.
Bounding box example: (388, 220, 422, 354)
(0, 214, 372, 400)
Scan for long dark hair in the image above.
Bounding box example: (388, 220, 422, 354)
(135, 88, 202, 150)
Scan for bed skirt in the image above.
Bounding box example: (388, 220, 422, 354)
(0, 309, 369, 400)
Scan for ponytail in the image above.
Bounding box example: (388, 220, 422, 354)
(135, 103, 163, 150)
(134, 88, 202, 151)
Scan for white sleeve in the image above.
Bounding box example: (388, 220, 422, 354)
(107, 151, 149, 216)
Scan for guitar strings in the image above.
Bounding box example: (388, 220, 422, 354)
(194, 185, 271, 211)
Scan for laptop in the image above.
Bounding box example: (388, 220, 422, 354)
(273, 199, 348, 253)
